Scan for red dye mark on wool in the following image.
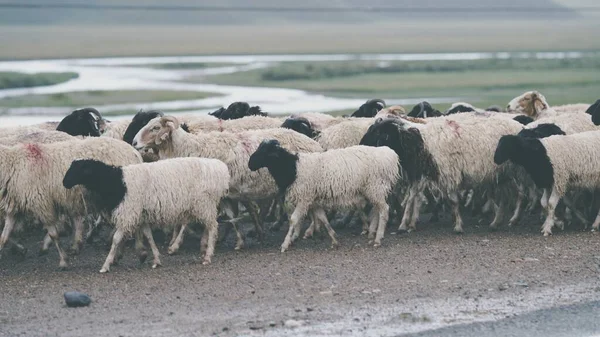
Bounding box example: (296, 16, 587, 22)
(445, 120, 462, 137)
(24, 143, 44, 161)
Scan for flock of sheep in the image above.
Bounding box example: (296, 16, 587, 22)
(0, 93, 599, 273)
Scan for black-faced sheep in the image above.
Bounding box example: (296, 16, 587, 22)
(360, 113, 523, 233)
(351, 99, 386, 118)
(63, 157, 229, 272)
(210, 102, 267, 120)
(494, 130, 600, 235)
(408, 101, 442, 118)
(248, 140, 399, 251)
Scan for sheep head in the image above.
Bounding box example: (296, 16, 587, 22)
(445, 102, 476, 115)
(351, 98, 386, 117)
(507, 91, 549, 118)
(123, 109, 164, 144)
(281, 117, 320, 139)
(57, 107, 105, 137)
(133, 116, 179, 150)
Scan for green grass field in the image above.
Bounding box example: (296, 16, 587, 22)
(199, 58, 600, 110)
(0, 72, 78, 90)
(0, 90, 219, 109)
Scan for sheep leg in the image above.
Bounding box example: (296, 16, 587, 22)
(541, 188, 560, 236)
(488, 200, 504, 230)
(202, 221, 218, 265)
(200, 230, 208, 258)
(86, 215, 103, 243)
(0, 215, 16, 257)
(169, 224, 180, 248)
(373, 203, 390, 247)
(563, 197, 589, 228)
(398, 186, 416, 232)
(408, 193, 423, 232)
(359, 210, 369, 235)
(243, 201, 265, 242)
(39, 233, 53, 255)
(138, 225, 161, 269)
(591, 208, 600, 231)
(508, 188, 525, 227)
(100, 228, 125, 273)
(448, 192, 464, 233)
(303, 212, 318, 239)
(336, 210, 356, 229)
(314, 209, 338, 248)
(46, 224, 68, 269)
(69, 216, 85, 255)
(7, 238, 26, 256)
(168, 223, 187, 255)
(134, 230, 148, 263)
(281, 206, 307, 253)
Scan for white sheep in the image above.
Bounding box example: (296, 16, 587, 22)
(494, 130, 600, 236)
(132, 116, 323, 249)
(101, 119, 131, 140)
(248, 140, 400, 251)
(0, 137, 142, 267)
(183, 115, 284, 134)
(524, 112, 599, 135)
(360, 113, 523, 233)
(62, 157, 229, 272)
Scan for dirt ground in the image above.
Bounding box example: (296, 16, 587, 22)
(1, 212, 600, 337)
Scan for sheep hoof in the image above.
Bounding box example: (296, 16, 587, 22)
(138, 251, 148, 264)
(373, 242, 381, 248)
(202, 259, 211, 265)
(453, 228, 464, 234)
(167, 247, 178, 255)
(303, 233, 313, 240)
(396, 228, 408, 234)
(11, 246, 27, 257)
(360, 230, 368, 236)
(488, 225, 498, 232)
(58, 261, 68, 270)
(280, 246, 288, 253)
(542, 231, 551, 237)
(38, 248, 48, 256)
(591, 228, 598, 233)
(99, 268, 109, 273)
(152, 262, 162, 269)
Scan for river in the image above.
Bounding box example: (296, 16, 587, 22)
(0, 51, 592, 126)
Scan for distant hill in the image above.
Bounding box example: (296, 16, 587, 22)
(0, 0, 579, 25)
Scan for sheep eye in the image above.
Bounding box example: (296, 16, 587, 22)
(152, 126, 160, 131)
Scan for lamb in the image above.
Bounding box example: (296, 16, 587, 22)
(132, 116, 323, 249)
(494, 130, 600, 235)
(0, 137, 142, 267)
(350, 99, 386, 117)
(248, 140, 399, 251)
(62, 157, 229, 272)
(360, 113, 524, 233)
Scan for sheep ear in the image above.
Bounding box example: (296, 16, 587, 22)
(160, 116, 179, 130)
(155, 126, 171, 145)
